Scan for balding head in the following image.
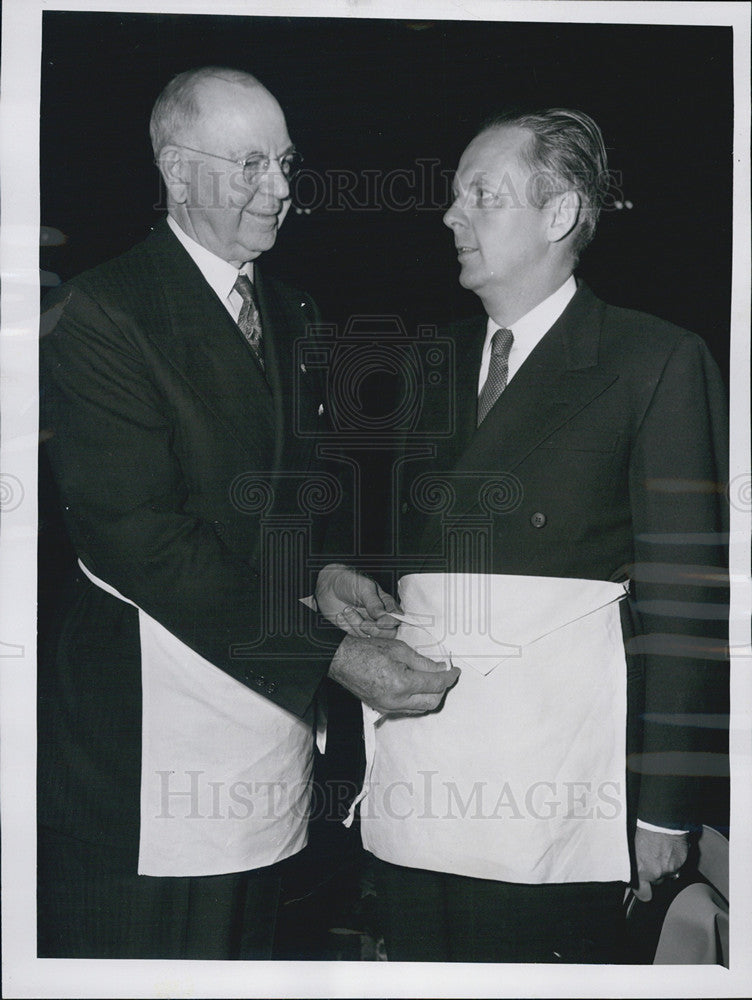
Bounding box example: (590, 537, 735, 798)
(150, 67, 269, 158)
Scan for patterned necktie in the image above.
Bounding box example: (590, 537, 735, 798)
(477, 327, 514, 425)
(233, 273, 264, 369)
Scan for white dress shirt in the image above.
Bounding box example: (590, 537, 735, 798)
(477, 275, 577, 395)
(167, 214, 253, 323)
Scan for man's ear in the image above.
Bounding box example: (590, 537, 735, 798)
(157, 146, 190, 205)
(547, 189, 581, 244)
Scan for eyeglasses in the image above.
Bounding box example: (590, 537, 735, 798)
(174, 144, 304, 183)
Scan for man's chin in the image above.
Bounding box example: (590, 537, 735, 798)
(240, 226, 279, 256)
(457, 267, 481, 292)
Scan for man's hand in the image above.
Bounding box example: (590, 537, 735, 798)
(633, 827, 690, 902)
(328, 634, 460, 715)
(315, 563, 401, 638)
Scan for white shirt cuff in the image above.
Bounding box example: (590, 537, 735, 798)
(637, 819, 689, 835)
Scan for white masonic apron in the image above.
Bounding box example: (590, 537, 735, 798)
(79, 561, 314, 877)
(357, 573, 632, 884)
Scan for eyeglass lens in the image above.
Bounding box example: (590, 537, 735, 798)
(243, 152, 303, 182)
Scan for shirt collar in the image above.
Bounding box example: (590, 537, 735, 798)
(167, 215, 254, 302)
(485, 274, 577, 348)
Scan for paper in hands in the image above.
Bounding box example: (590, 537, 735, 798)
(313, 563, 401, 638)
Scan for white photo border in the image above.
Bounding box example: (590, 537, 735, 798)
(1, 1, 750, 997)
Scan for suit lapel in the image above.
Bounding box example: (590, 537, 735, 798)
(142, 223, 278, 463)
(425, 284, 619, 544)
(458, 282, 617, 473)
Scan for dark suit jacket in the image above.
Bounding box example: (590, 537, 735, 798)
(394, 281, 728, 832)
(39, 220, 344, 849)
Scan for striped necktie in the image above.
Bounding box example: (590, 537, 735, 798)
(477, 327, 514, 425)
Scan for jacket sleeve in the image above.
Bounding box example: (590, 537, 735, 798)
(627, 332, 729, 829)
(41, 282, 341, 719)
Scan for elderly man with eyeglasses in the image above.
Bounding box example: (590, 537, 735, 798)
(38, 66, 455, 960)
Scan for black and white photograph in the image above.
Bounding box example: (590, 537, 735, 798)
(1, 0, 750, 997)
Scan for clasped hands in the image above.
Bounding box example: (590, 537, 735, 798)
(316, 563, 459, 715)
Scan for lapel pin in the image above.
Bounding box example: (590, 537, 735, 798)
(318, 403, 324, 416)
(300, 363, 307, 373)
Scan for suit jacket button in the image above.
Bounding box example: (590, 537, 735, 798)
(257, 675, 265, 686)
(267, 681, 277, 694)
(530, 511, 547, 528)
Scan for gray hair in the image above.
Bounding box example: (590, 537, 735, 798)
(149, 66, 262, 157)
(479, 108, 610, 259)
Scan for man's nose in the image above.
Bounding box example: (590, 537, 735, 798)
(257, 161, 291, 201)
(443, 198, 464, 230)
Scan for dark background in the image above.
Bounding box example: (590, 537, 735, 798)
(39, 11, 733, 960)
(40, 13, 733, 374)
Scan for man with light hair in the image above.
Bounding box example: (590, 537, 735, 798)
(356, 107, 728, 962)
(38, 66, 455, 959)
